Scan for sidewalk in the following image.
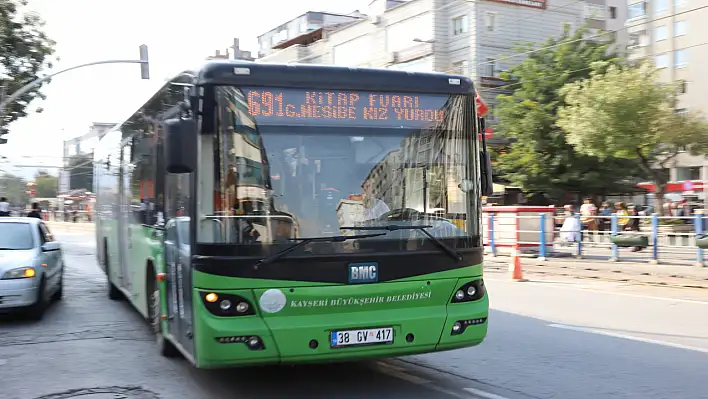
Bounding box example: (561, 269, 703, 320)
(485, 253, 708, 289)
(46, 221, 95, 232)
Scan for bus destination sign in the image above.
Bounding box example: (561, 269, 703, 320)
(242, 87, 452, 128)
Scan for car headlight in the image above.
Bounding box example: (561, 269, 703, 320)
(1, 267, 36, 280)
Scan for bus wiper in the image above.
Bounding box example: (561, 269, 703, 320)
(254, 233, 387, 267)
(340, 225, 463, 261)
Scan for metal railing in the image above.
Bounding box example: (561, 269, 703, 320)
(485, 213, 708, 267)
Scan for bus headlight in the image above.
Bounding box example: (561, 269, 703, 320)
(450, 279, 485, 303)
(200, 292, 256, 317)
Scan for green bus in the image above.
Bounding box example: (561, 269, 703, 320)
(93, 61, 493, 368)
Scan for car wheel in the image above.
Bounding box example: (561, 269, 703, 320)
(105, 248, 122, 301)
(51, 270, 63, 301)
(148, 277, 180, 358)
(27, 277, 47, 321)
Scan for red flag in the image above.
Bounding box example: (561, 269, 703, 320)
(475, 92, 489, 118)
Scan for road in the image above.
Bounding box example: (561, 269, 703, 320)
(1, 229, 706, 399)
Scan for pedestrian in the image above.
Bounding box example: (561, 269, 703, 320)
(598, 202, 612, 231)
(0, 197, 10, 217)
(27, 202, 42, 219)
(580, 197, 598, 234)
(615, 202, 630, 230)
(560, 204, 580, 244)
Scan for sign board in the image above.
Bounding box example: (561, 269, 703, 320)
(242, 87, 453, 129)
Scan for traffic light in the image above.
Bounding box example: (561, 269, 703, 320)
(0, 127, 7, 145)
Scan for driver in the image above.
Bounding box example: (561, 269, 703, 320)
(361, 179, 390, 221)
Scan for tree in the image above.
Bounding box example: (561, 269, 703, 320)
(557, 62, 708, 213)
(67, 153, 93, 192)
(494, 27, 642, 202)
(0, 0, 56, 125)
(34, 170, 57, 197)
(0, 172, 29, 205)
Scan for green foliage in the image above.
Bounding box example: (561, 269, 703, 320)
(0, 0, 56, 125)
(0, 172, 29, 205)
(34, 170, 57, 197)
(494, 27, 642, 201)
(557, 62, 708, 194)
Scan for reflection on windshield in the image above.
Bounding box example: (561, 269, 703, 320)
(198, 86, 480, 254)
(0, 223, 34, 250)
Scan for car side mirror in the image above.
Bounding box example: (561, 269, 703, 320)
(41, 242, 60, 252)
(165, 118, 197, 174)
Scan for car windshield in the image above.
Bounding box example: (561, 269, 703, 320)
(196, 86, 481, 256)
(0, 222, 34, 250)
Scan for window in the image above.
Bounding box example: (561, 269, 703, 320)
(655, 0, 668, 13)
(453, 15, 469, 35)
(484, 12, 496, 33)
(677, 167, 700, 180)
(585, 4, 605, 19)
(675, 49, 688, 67)
(628, 2, 647, 19)
(655, 25, 668, 41)
(453, 60, 469, 75)
(655, 54, 669, 68)
(0, 223, 34, 250)
(677, 79, 687, 94)
(485, 58, 496, 77)
(609, 6, 617, 18)
(674, 20, 687, 36)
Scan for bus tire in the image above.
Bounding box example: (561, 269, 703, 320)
(105, 242, 122, 301)
(147, 267, 180, 358)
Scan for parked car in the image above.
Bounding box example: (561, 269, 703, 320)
(0, 217, 64, 320)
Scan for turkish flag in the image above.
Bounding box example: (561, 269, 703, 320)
(476, 92, 489, 118)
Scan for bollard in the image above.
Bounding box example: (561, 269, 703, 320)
(695, 212, 704, 267)
(489, 213, 497, 257)
(610, 213, 619, 261)
(575, 213, 583, 258)
(650, 213, 659, 264)
(538, 213, 547, 261)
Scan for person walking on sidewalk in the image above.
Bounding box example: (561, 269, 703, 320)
(26, 202, 42, 219)
(625, 204, 645, 252)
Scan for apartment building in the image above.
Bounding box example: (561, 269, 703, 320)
(256, 0, 624, 128)
(628, 0, 708, 200)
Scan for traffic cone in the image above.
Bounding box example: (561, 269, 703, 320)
(509, 244, 528, 282)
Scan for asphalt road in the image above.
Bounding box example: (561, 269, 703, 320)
(1, 229, 706, 399)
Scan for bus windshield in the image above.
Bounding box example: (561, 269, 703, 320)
(198, 86, 481, 255)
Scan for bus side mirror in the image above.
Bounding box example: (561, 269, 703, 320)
(165, 118, 197, 174)
(480, 151, 494, 197)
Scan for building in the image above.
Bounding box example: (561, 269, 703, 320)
(256, 11, 367, 58)
(207, 38, 255, 61)
(59, 122, 116, 194)
(256, 0, 624, 130)
(627, 0, 708, 200)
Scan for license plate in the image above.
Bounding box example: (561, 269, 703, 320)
(330, 327, 394, 348)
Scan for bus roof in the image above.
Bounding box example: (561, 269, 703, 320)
(177, 60, 476, 95)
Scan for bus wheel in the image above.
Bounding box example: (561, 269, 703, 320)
(105, 244, 122, 301)
(147, 274, 180, 358)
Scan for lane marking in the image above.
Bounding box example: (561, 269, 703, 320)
(548, 323, 708, 354)
(463, 387, 510, 399)
(485, 277, 708, 305)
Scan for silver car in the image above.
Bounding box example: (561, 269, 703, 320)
(0, 217, 64, 320)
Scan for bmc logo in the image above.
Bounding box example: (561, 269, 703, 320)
(348, 262, 379, 284)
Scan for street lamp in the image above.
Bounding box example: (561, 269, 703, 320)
(0, 44, 151, 124)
